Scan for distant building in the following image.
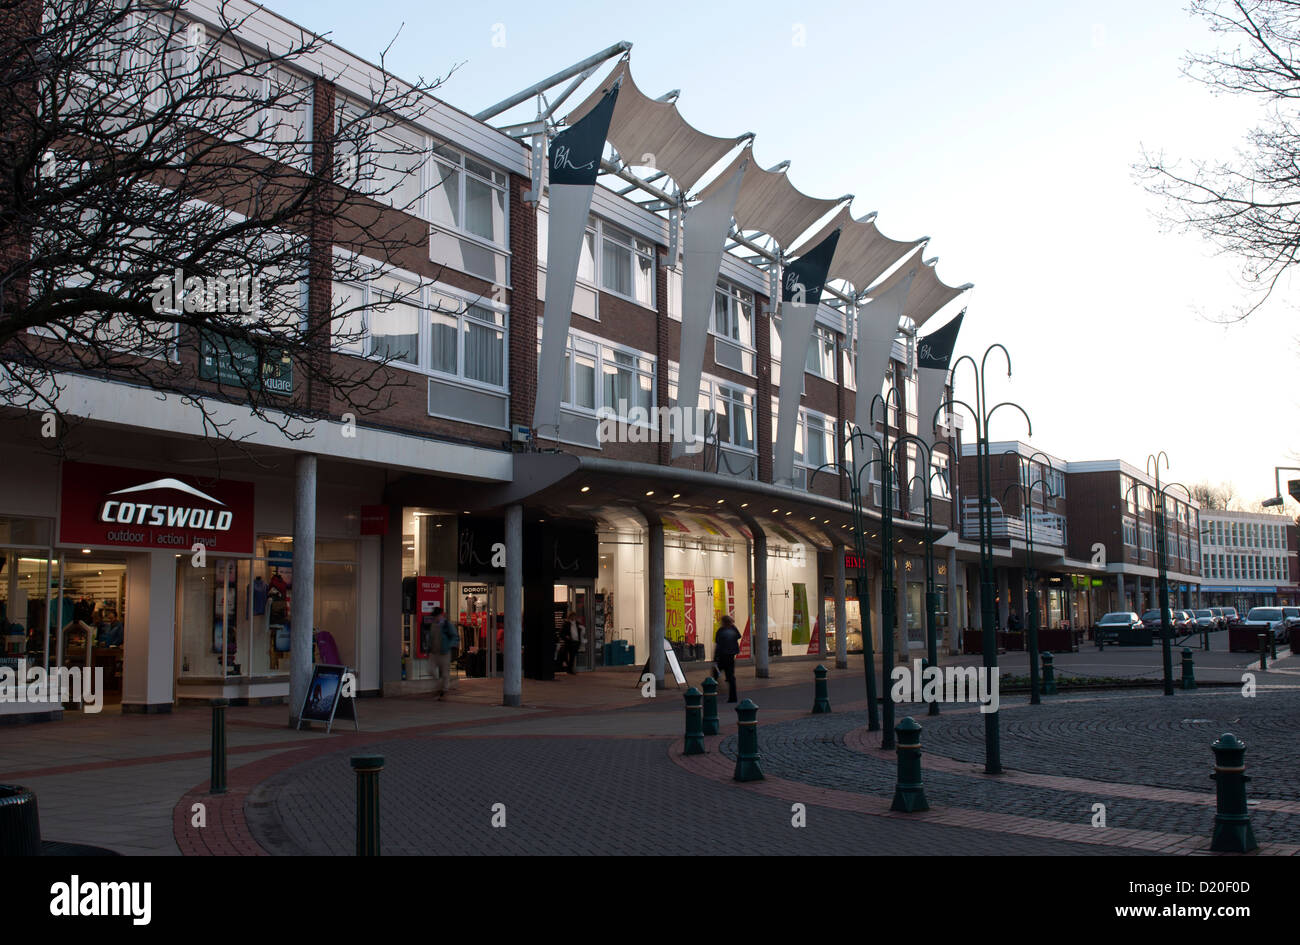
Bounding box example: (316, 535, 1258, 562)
(1197, 509, 1299, 610)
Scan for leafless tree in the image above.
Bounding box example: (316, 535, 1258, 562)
(1141, 0, 1300, 320)
(0, 0, 458, 450)
(1190, 480, 1235, 509)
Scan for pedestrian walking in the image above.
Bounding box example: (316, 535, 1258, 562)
(562, 610, 581, 674)
(431, 607, 458, 700)
(714, 614, 741, 703)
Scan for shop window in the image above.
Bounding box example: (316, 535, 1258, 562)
(175, 537, 357, 680)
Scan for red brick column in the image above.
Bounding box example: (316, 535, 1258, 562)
(306, 77, 337, 417)
(755, 289, 773, 483)
(509, 174, 538, 431)
(656, 253, 671, 465)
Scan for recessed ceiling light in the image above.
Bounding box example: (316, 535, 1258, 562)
(824, 520, 830, 524)
(740, 503, 748, 508)
(717, 499, 725, 504)
(785, 512, 792, 516)
(581, 486, 590, 493)
(672, 493, 681, 499)
(809, 516, 816, 521)
(771, 509, 779, 514)
(81, 548, 91, 554)
(645, 490, 655, 497)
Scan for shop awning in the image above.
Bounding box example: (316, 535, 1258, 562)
(863, 252, 972, 328)
(696, 145, 843, 249)
(563, 59, 746, 193)
(792, 205, 923, 295)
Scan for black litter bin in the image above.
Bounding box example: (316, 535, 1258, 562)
(0, 785, 40, 856)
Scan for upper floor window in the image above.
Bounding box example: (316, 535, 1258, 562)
(334, 264, 507, 391)
(598, 221, 655, 307)
(805, 325, 837, 380)
(550, 327, 655, 423)
(429, 144, 508, 245)
(712, 281, 754, 348)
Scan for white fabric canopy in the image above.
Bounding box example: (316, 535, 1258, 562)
(865, 253, 971, 328)
(564, 60, 744, 193)
(793, 206, 921, 295)
(696, 145, 842, 249)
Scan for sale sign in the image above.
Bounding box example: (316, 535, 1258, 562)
(664, 579, 685, 643)
(683, 580, 697, 646)
(59, 461, 254, 554)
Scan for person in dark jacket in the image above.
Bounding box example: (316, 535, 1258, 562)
(713, 614, 742, 703)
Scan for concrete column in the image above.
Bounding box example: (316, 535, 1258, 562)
(1136, 576, 1145, 614)
(648, 519, 666, 686)
(121, 551, 176, 712)
(289, 454, 317, 726)
(833, 543, 848, 669)
(946, 547, 959, 654)
(1116, 571, 1126, 612)
(753, 529, 769, 678)
(503, 504, 523, 706)
(380, 505, 403, 694)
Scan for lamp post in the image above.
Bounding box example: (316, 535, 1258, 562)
(938, 345, 1031, 775)
(1261, 466, 1300, 508)
(1124, 453, 1193, 697)
(1002, 450, 1058, 707)
(869, 387, 905, 749)
(811, 439, 883, 732)
(903, 436, 949, 717)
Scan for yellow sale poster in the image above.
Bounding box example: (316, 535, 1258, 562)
(713, 579, 727, 632)
(664, 579, 686, 643)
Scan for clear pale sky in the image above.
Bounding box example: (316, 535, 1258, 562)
(266, 0, 1300, 510)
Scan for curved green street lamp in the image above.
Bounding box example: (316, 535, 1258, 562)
(937, 344, 1031, 775)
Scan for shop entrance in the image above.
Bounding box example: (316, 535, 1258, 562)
(58, 557, 127, 707)
(553, 583, 594, 672)
(455, 582, 503, 678)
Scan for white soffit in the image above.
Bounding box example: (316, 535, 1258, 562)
(697, 145, 842, 250)
(865, 251, 972, 328)
(565, 60, 745, 193)
(793, 206, 922, 295)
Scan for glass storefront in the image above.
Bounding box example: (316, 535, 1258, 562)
(176, 536, 358, 680)
(1, 516, 57, 672)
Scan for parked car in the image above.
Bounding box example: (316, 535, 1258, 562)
(1192, 609, 1218, 630)
(1095, 611, 1143, 643)
(1222, 607, 1241, 626)
(1139, 609, 1181, 631)
(1242, 607, 1288, 643)
(1209, 607, 1228, 628)
(1174, 610, 1197, 630)
(1282, 606, 1300, 630)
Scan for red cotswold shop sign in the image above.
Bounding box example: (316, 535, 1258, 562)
(59, 461, 255, 554)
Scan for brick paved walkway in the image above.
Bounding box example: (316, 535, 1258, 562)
(3, 656, 1292, 855)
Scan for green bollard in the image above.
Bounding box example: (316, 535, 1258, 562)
(890, 717, 930, 812)
(1040, 652, 1057, 695)
(701, 676, 719, 736)
(1209, 734, 1257, 853)
(683, 687, 705, 755)
(351, 755, 384, 856)
(1181, 647, 1197, 691)
(1259, 633, 1268, 671)
(812, 664, 831, 714)
(1202, 627, 1209, 652)
(209, 698, 228, 795)
(733, 699, 764, 782)
(1271, 632, 1278, 661)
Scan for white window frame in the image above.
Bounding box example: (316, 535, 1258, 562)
(333, 251, 508, 394)
(543, 323, 655, 426)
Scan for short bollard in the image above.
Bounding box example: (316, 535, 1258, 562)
(1202, 627, 1209, 652)
(1040, 652, 1057, 695)
(1259, 633, 1268, 671)
(1181, 647, 1197, 691)
(812, 664, 831, 714)
(209, 698, 228, 795)
(733, 699, 764, 782)
(1096, 628, 1104, 651)
(890, 717, 930, 813)
(701, 676, 719, 736)
(351, 755, 384, 856)
(683, 687, 705, 755)
(1271, 631, 1278, 661)
(1210, 734, 1257, 853)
